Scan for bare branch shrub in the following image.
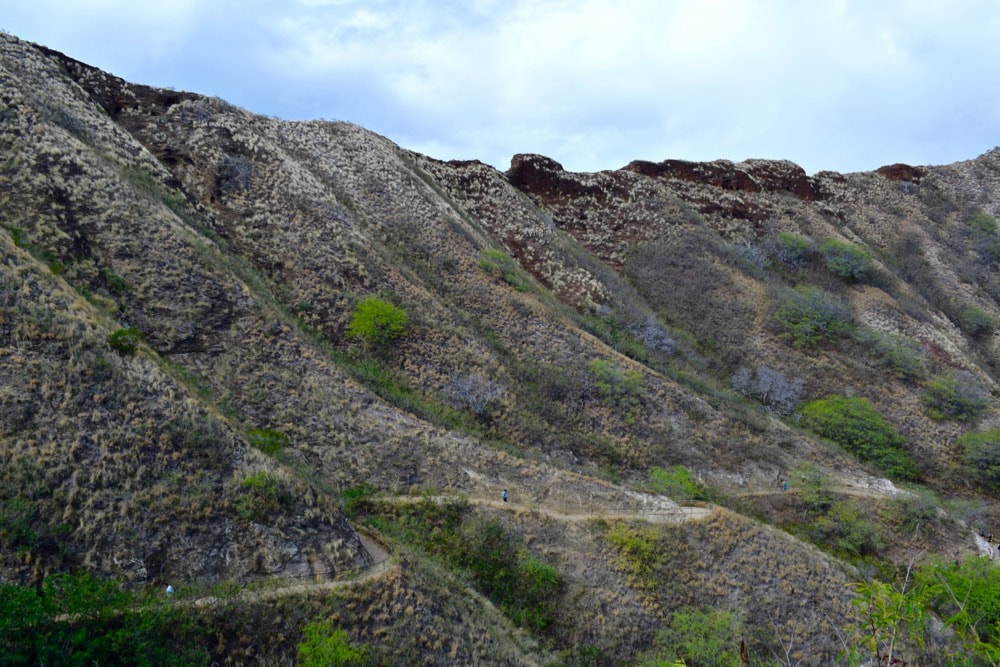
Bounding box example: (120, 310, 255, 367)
(731, 366, 803, 416)
(444, 373, 505, 420)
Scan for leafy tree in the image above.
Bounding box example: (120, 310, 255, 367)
(776, 286, 851, 348)
(847, 568, 930, 667)
(918, 557, 1000, 663)
(346, 296, 407, 350)
(798, 395, 918, 481)
(819, 238, 872, 281)
(922, 370, 989, 422)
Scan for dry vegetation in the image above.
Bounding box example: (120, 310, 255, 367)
(4, 30, 1000, 663)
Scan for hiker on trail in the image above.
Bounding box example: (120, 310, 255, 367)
(782, 479, 788, 492)
(502, 489, 508, 503)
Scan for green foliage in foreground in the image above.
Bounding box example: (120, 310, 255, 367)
(0, 572, 208, 666)
(346, 296, 407, 349)
(798, 395, 918, 481)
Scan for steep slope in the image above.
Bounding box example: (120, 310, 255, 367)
(3, 31, 1000, 664)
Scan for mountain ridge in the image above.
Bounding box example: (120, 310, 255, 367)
(3, 31, 1000, 664)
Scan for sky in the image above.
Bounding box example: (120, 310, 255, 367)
(4, 0, 1000, 175)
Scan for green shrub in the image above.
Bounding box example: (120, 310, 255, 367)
(346, 296, 407, 350)
(959, 429, 1000, 492)
(970, 211, 998, 237)
(107, 327, 142, 354)
(590, 359, 644, 421)
(607, 523, 661, 583)
(921, 371, 989, 422)
(648, 465, 708, 501)
(798, 395, 918, 480)
(776, 286, 851, 348)
(647, 607, 743, 667)
(234, 472, 294, 522)
(297, 623, 368, 667)
(774, 232, 814, 268)
(819, 238, 872, 281)
(100, 269, 128, 296)
(246, 428, 289, 455)
(478, 248, 531, 291)
(811, 502, 883, 557)
(854, 329, 925, 382)
(958, 305, 999, 337)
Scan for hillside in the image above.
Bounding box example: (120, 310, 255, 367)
(3, 31, 1000, 664)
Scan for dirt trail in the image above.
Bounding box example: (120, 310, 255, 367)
(388, 492, 714, 524)
(171, 491, 711, 608)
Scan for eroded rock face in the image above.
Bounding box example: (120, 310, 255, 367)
(876, 162, 928, 182)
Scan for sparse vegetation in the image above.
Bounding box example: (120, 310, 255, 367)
(234, 472, 294, 523)
(478, 248, 532, 291)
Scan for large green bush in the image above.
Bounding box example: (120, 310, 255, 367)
(798, 395, 918, 480)
(776, 286, 851, 348)
(346, 296, 407, 349)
